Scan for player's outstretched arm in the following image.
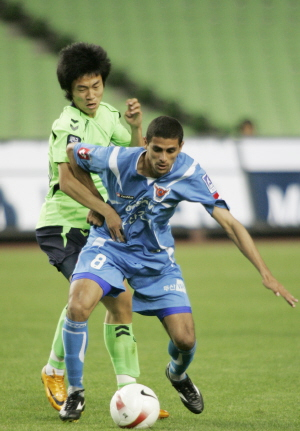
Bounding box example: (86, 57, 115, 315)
(212, 206, 298, 308)
(124, 98, 143, 147)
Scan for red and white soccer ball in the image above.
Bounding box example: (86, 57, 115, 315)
(110, 383, 160, 429)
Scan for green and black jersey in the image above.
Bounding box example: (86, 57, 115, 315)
(36, 102, 131, 230)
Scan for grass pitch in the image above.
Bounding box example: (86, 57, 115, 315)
(1, 240, 299, 431)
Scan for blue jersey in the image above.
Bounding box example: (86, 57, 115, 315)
(73, 144, 228, 271)
(73, 143, 229, 314)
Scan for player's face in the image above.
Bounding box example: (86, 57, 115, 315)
(71, 74, 104, 117)
(144, 137, 183, 177)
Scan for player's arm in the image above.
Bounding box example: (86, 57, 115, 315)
(65, 144, 125, 242)
(124, 98, 143, 147)
(212, 206, 298, 308)
(58, 162, 104, 226)
(59, 162, 99, 199)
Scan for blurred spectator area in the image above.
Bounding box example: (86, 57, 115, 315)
(0, 0, 300, 140)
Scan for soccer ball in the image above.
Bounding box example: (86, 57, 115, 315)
(110, 383, 160, 429)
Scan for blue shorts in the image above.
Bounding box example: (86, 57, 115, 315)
(72, 242, 192, 316)
(129, 272, 191, 315)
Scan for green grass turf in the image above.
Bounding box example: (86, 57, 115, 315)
(1, 240, 299, 430)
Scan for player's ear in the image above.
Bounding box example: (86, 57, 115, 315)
(143, 137, 148, 149)
(179, 140, 184, 152)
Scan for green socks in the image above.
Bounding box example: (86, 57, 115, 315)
(47, 309, 140, 387)
(48, 305, 67, 371)
(104, 323, 140, 386)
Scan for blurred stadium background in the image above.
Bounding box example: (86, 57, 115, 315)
(0, 0, 300, 240)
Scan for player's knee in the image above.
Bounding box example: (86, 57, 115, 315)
(173, 328, 195, 351)
(175, 337, 195, 351)
(67, 300, 88, 321)
(67, 292, 93, 321)
(67, 279, 102, 321)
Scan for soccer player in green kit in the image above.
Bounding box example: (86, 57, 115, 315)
(36, 42, 168, 419)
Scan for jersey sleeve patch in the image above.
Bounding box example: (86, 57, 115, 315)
(202, 174, 217, 194)
(67, 134, 82, 145)
(201, 174, 221, 200)
(77, 147, 91, 160)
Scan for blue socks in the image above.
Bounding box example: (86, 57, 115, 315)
(168, 339, 196, 377)
(62, 317, 88, 389)
(62, 319, 196, 388)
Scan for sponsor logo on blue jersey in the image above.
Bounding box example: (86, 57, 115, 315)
(125, 198, 154, 213)
(116, 192, 134, 199)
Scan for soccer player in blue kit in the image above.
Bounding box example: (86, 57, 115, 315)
(60, 116, 298, 422)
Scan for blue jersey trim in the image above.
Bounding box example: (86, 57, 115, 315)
(137, 306, 192, 321)
(72, 272, 112, 296)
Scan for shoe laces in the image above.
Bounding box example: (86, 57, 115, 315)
(178, 378, 199, 401)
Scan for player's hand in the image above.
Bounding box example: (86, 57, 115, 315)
(104, 206, 126, 243)
(262, 276, 298, 307)
(86, 210, 105, 227)
(124, 98, 142, 129)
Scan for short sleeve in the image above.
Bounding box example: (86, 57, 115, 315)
(182, 164, 229, 215)
(73, 143, 111, 175)
(51, 113, 85, 164)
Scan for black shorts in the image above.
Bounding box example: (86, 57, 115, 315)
(36, 226, 89, 280)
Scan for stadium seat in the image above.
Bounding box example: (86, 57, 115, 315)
(1, 0, 300, 138)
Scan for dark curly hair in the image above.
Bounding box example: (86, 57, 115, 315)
(146, 116, 184, 144)
(57, 42, 111, 101)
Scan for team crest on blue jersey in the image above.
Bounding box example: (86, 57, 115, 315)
(78, 147, 91, 160)
(153, 183, 170, 202)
